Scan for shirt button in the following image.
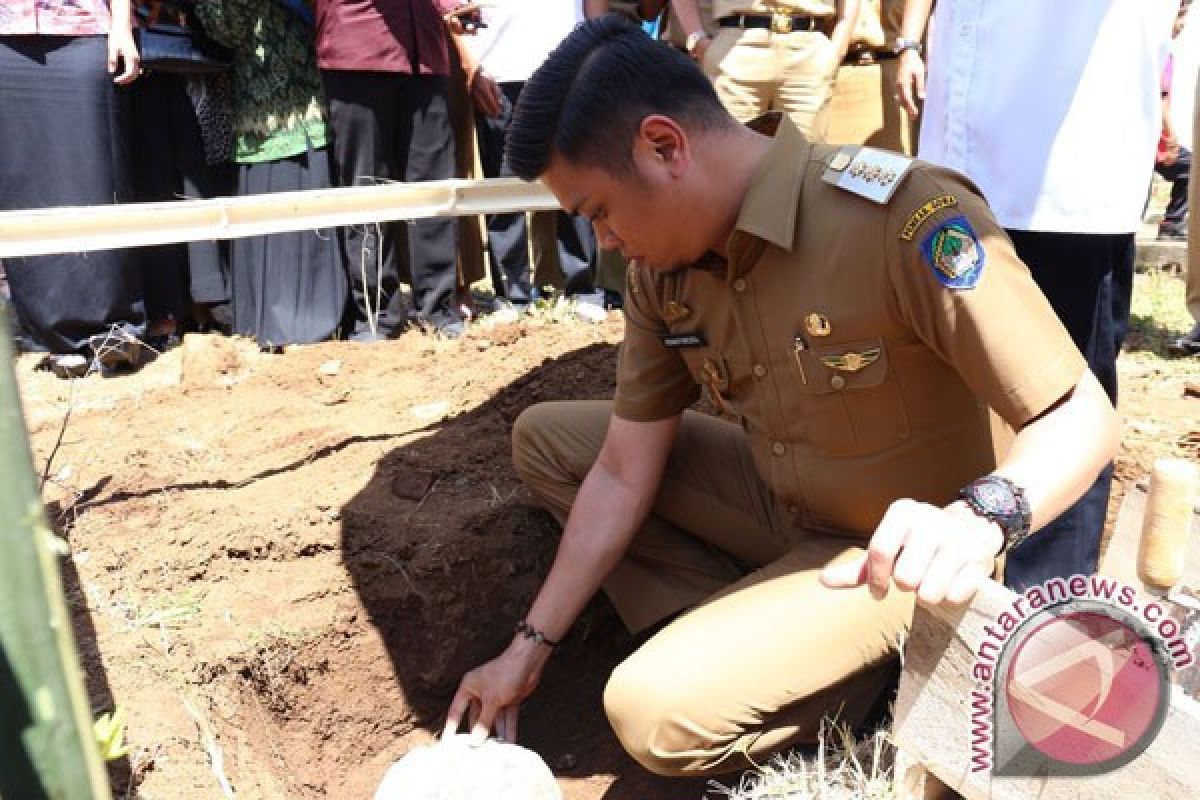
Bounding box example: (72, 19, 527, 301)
(830, 374, 847, 390)
(732, 278, 747, 292)
(771, 441, 786, 456)
(753, 363, 767, 378)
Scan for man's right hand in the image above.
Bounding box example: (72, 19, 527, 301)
(894, 49, 925, 118)
(442, 636, 550, 745)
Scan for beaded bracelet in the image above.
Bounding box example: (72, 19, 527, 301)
(515, 620, 561, 649)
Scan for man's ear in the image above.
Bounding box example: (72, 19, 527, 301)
(636, 114, 690, 177)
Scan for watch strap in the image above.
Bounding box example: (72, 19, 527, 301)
(959, 475, 1032, 553)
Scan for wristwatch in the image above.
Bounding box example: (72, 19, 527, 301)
(686, 30, 710, 55)
(893, 37, 924, 56)
(958, 475, 1033, 553)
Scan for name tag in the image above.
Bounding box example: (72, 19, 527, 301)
(660, 332, 707, 348)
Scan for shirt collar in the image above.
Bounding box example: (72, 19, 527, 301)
(684, 113, 810, 281)
(723, 112, 811, 280)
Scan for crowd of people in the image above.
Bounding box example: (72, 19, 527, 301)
(0, 0, 619, 377)
(3, 1, 1194, 370)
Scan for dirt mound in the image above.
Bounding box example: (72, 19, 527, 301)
(20, 316, 711, 799)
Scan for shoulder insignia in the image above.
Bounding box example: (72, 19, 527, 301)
(899, 194, 958, 241)
(921, 215, 985, 289)
(822, 146, 913, 204)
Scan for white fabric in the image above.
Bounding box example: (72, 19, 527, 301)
(918, 0, 1176, 233)
(1169, 3, 1200, 147)
(463, 0, 583, 84)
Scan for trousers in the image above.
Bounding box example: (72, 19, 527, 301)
(703, 26, 837, 140)
(475, 81, 598, 305)
(1001, 230, 1133, 589)
(321, 70, 459, 334)
(512, 400, 912, 776)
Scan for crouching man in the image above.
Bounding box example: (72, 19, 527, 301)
(443, 14, 1119, 778)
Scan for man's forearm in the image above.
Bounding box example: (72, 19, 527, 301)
(900, 0, 933, 41)
(829, 0, 862, 62)
(520, 413, 680, 645)
(993, 370, 1120, 534)
(522, 462, 659, 642)
(584, 0, 610, 19)
(672, 0, 708, 40)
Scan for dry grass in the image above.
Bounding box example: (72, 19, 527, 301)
(706, 725, 896, 800)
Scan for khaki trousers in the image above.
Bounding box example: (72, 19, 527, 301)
(703, 27, 838, 141)
(511, 401, 913, 776)
(1189, 74, 1200, 324)
(827, 57, 916, 155)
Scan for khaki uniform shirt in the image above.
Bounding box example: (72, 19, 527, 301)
(614, 115, 1085, 537)
(713, 1, 837, 19)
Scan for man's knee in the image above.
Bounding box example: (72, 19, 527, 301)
(511, 400, 609, 486)
(511, 402, 555, 483)
(603, 657, 726, 777)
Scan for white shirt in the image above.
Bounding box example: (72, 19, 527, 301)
(464, 1, 583, 84)
(1169, 3, 1200, 147)
(918, 0, 1175, 233)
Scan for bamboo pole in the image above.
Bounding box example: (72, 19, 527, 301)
(0, 306, 112, 799)
(0, 177, 560, 259)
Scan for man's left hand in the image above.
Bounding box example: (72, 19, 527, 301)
(820, 498, 1003, 605)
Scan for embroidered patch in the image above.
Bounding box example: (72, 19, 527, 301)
(921, 215, 985, 289)
(899, 194, 958, 241)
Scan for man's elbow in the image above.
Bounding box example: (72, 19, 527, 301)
(1079, 370, 1121, 464)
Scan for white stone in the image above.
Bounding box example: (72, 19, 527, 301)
(374, 736, 561, 800)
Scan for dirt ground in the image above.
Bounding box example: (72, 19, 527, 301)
(14, 274, 1200, 800)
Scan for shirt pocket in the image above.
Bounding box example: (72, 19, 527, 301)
(790, 337, 910, 456)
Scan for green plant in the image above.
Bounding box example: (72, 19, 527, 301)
(93, 708, 132, 762)
(0, 305, 112, 798)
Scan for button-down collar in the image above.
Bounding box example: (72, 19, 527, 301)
(721, 112, 811, 283)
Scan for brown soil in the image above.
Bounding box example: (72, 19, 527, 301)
(15, 309, 1199, 800)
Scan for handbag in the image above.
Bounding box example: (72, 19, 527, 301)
(135, 2, 232, 74)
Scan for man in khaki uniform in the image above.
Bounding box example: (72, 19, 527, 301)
(826, 0, 916, 153)
(673, 0, 860, 139)
(443, 17, 1119, 777)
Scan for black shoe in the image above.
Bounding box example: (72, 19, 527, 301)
(86, 330, 143, 371)
(40, 353, 94, 380)
(1169, 324, 1200, 356)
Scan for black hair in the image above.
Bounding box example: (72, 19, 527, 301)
(505, 14, 730, 181)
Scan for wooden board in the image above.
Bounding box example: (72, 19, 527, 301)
(892, 578, 1200, 800)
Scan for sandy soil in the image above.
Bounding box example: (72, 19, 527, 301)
(14, 294, 1199, 800)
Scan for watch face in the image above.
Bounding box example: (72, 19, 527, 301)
(975, 478, 1017, 514)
